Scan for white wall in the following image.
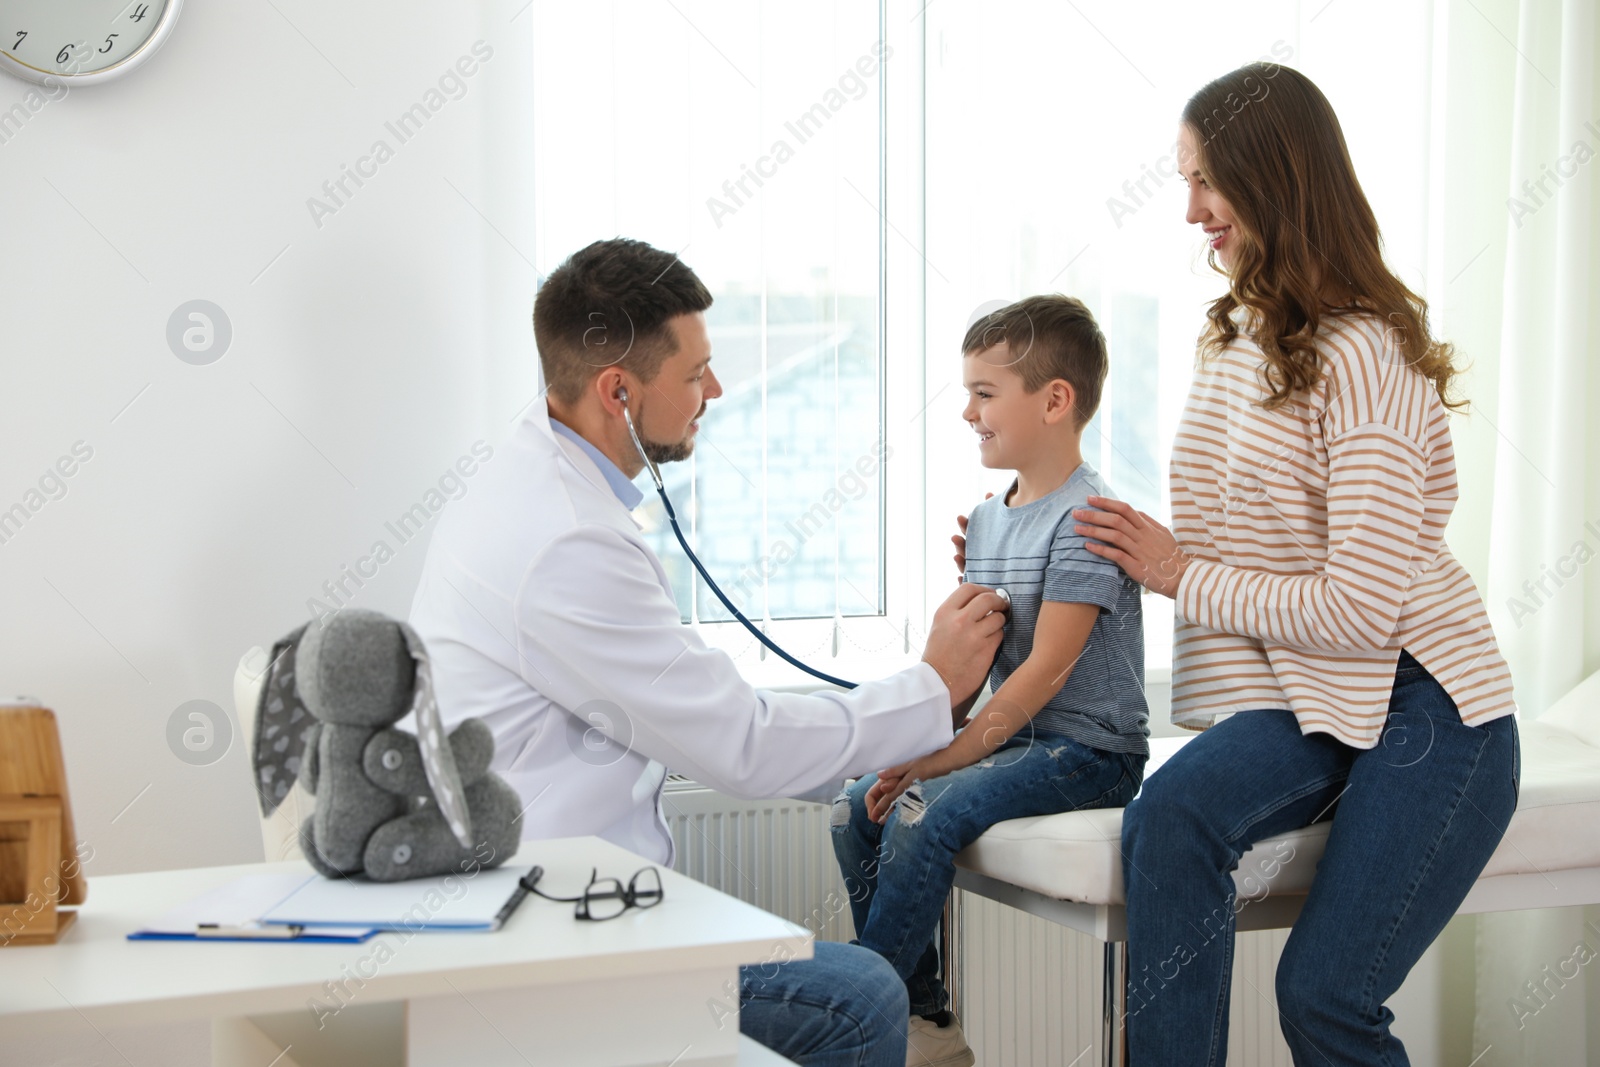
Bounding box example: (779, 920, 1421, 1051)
(0, 0, 537, 876)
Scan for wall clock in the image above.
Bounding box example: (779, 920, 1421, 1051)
(0, 0, 183, 87)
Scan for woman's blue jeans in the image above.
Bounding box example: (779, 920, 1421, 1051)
(1121, 651, 1520, 1065)
(832, 730, 1146, 1016)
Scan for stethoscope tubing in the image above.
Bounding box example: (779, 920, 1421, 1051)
(621, 399, 858, 690)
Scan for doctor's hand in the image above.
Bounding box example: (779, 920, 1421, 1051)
(922, 583, 1008, 709)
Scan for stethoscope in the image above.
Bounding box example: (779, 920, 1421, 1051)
(618, 387, 859, 690)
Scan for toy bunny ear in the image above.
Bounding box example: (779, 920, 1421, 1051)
(253, 623, 313, 818)
(399, 622, 474, 849)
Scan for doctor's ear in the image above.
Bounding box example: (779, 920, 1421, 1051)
(593, 371, 629, 414)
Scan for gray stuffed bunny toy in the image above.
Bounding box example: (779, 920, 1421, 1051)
(251, 608, 521, 882)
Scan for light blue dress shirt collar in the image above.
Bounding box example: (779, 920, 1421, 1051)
(548, 416, 645, 510)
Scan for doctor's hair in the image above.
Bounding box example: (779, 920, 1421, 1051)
(1183, 62, 1463, 411)
(534, 238, 714, 406)
(961, 294, 1107, 428)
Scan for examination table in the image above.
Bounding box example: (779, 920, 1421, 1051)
(947, 670, 1600, 1066)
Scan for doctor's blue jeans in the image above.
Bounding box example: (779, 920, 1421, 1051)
(1121, 651, 1520, 1066)
(738, 940, 909, 1067)
(831, 730, 1145, 1017)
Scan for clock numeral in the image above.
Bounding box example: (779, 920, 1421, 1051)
(130, 4, 150, 22)
(99, 33, 119, 54)
(55, 40, 90, 73)
(12, 31, 25, 50)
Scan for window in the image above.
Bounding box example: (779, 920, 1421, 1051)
(531, 1, 893, 665)
(531, 1, 1441, 675)
(919, 3, 1438, 672)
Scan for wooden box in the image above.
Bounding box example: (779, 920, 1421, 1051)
(1, 704, 85, 945)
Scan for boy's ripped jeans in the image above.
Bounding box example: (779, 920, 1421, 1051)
(830, 730, 1145, 1016)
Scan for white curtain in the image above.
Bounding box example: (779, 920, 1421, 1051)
(1440, 0, 1600, 1063)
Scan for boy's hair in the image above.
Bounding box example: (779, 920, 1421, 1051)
(534, 238, 714, 406)
(961, 294, 1108, 427)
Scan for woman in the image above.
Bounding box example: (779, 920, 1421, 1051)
(1073, 63, 1520, 1065)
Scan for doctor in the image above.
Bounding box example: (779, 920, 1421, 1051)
(408, 237, 1007, 1067)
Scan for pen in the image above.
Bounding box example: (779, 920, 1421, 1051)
(196, 922, 305, 939)
(491, 867, 539, 931)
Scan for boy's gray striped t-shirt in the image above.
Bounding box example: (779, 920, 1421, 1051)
(963, 462, 1148, 755)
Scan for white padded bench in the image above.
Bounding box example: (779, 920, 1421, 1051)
(948, 671, 1600, 1066)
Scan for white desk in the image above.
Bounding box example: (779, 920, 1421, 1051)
(0, 836, 806, 1067)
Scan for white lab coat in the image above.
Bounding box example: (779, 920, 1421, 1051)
(407, 406, 954, 865)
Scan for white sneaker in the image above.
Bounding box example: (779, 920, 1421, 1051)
(905, 1011, 975, 1067)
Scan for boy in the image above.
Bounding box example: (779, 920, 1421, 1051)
(830, 294, 1149, 1067)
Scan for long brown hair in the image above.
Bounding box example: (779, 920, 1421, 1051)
(1183, 63, 1463, 410)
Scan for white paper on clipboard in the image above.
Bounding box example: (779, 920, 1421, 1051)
(130, 871, 375, 941)
(259, 864, 531, 931)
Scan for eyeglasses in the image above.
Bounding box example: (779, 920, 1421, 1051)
(520, 865, 664, 921)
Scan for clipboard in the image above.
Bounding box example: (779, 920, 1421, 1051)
(127, 871, 378, 943)
(260, 864, 535, 932)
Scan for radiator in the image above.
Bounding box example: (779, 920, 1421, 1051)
(663, 781, 1293, 1065)
(663, 780, 856, 944)
(955, 893, 1294, 1065)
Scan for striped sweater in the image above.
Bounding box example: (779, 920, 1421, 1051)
(1169, 312, 1516, 746)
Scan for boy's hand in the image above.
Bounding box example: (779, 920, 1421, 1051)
(951, 493, 995, 578)
(866, 768, 916, 824)
(863, 773, 903, 824)
(865, 749, 963, 823)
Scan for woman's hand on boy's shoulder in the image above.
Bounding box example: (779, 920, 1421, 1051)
(1074, 495, 1192, 598)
